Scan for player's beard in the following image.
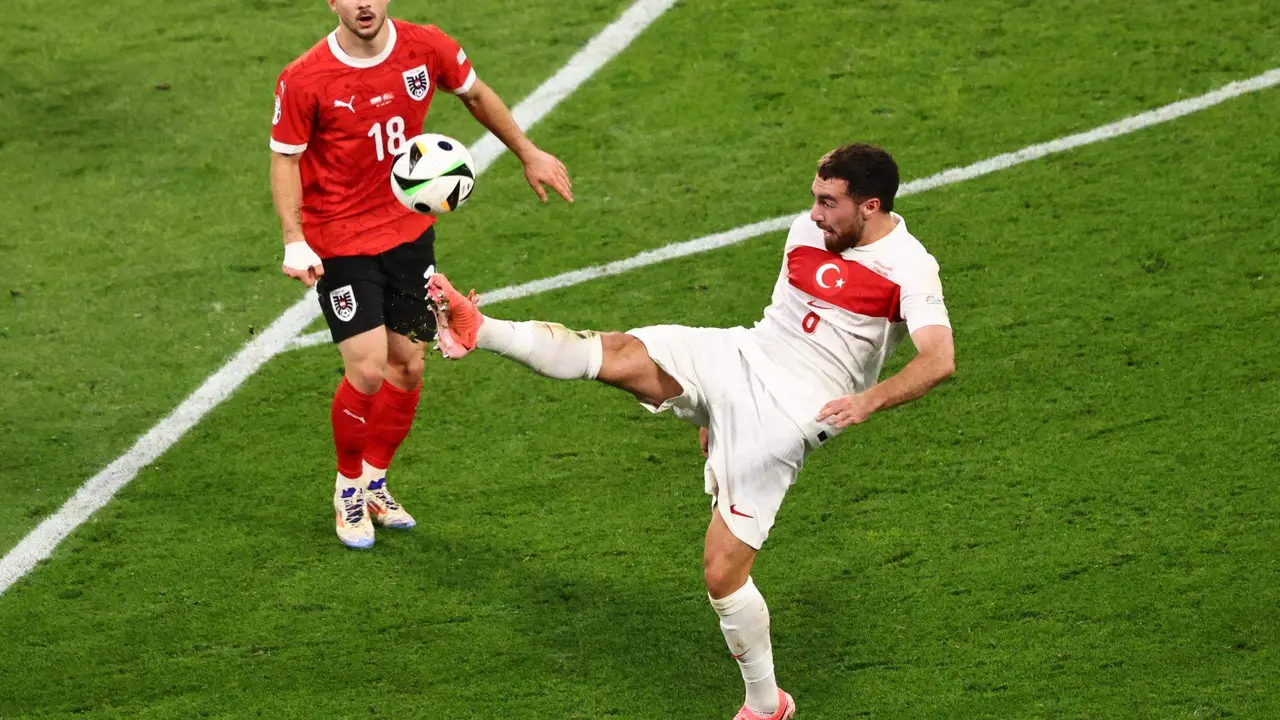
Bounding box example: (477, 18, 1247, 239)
(823, 214, 865, 254)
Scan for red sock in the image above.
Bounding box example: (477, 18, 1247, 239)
(363, 381, 422, 471)
(331, 378, 378, 480)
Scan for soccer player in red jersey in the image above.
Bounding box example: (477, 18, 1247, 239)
(269, 0, 572, 549)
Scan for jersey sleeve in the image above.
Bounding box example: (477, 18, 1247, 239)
(898, 255, 952, 333)
(427, 28, 477, 95)
(269, 69, 316, 154)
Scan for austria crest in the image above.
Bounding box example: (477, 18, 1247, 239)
(402, 65, 430, 101)
(329, 285, 357, 322)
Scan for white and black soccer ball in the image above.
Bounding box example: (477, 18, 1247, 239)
(390, 134, 476, 215)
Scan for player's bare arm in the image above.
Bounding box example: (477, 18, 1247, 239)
(269, 151, 324, 287)
(456, 79, 573, 203)
(817, 325, 955, 428)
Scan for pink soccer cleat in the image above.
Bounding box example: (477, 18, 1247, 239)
(425, 273, 482, 359)
(734, 690, 796, 720)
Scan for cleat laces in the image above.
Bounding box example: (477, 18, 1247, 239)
(367, 479, 402, 511)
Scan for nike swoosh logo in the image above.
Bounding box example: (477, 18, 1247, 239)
(732, 649, 749, 659)
(807, 300, 835, 310)
(342, 409, 367, 423)
(729, 504, 754, 519)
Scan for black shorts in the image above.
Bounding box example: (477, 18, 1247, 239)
(316, 227, 438, 344)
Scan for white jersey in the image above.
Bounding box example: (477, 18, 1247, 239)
(736, 212, 950, 438)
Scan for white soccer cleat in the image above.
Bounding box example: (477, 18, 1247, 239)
(365, 476, 416, 529)
(334, 483, 375, 550)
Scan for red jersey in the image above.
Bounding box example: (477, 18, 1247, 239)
(270, 19, 477, 258)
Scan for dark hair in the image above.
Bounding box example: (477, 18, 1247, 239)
(817, 144, 899, 212)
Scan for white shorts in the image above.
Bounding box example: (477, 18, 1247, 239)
(627, 325, 811, 549)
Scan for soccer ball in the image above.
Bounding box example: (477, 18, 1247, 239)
(390, 134, 476, 215)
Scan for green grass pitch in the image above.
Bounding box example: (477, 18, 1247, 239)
(1, 0, 1278, 717)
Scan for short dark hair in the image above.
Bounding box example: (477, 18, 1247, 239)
(817, 144, 899, 212)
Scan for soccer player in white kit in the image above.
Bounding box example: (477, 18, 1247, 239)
(427, 144, 955, 719)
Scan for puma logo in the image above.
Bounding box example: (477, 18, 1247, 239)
(333, 96, 356, 113)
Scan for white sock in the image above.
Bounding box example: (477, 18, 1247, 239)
(476, 318, 603, 380)
(709, 577, 778, 715)
(334, 472, 362, 490)
(361, 460, 386, 486)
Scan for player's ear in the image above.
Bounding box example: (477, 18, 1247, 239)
(861, 197, 880, 216)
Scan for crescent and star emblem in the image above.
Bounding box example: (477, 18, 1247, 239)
(815, 262, 845, 290)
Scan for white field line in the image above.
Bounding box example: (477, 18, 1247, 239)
(286, 65, 1280, 351)
(0, 0, 681, 597)
(468, 0, 679, 170)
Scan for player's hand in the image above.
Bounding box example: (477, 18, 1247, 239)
(816, 393, 880, 429)
(698, 426, 710, 458)
(282, 239, 324, 288)
(522, 148, 573, 204)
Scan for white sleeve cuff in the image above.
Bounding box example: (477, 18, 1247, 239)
(452, 68, 477, 95)
(270, 139, 308, 154)
(906, 312, 952, 335)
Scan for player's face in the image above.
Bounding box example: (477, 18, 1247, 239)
(329, 0, 390, 40)
(810, 176, 876, 253)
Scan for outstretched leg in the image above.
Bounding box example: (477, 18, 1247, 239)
(426, 273, 683, 407)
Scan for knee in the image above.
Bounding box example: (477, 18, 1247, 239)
(704, 552, 748, 600)
(599, 332, 681, 407)
(600, 332, 646, 367)
(345, 360, 386, 394)
(598, 331, 645, 385)
(385, 354, 425, 389)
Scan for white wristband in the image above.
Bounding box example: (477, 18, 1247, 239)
(283, 240, 322, 271)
